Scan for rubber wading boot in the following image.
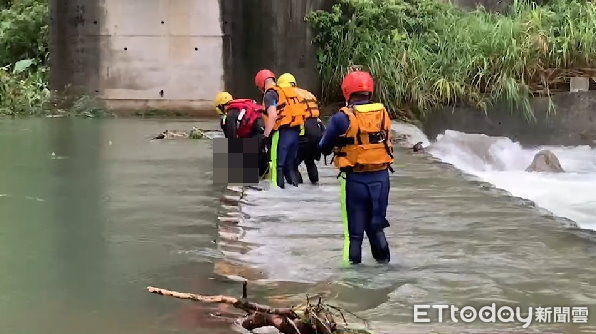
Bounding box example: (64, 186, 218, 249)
(276, 167, 285, 189)
(295, 169, 304, 184)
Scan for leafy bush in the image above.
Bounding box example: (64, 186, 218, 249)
(0, 0, 48, 68)
(308, 0, 596, 119)
(0, 0, 50, 115)
(0, 65, 50, 115)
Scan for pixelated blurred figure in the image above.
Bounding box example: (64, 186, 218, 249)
(213, 92, 269, 185)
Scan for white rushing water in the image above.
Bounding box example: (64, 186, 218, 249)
(229, 123, 596, 334)
(413, 128, 596, 231)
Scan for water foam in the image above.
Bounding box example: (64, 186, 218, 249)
(421, 129, 596, 230)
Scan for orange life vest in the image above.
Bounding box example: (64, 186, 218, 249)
(333, 103, 394, 173)
(296, 88, 320, 119)
(263, 85, 305, 130)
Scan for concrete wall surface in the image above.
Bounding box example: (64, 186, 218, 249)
(51, 0, 225, 111)
(220, 0, 333, 100)
(50, 0, 101, 94)
(422, 92, 596, 147)
(50, 0, 332, 112)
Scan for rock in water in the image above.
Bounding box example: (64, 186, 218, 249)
(413, 142, 424, 153)
(526, 150, 564, 173)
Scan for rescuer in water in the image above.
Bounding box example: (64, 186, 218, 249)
(214, 91, 265, 139)
(255, 70, 305, 188)
(213, 91, 268, 178)
(319, 71, 393, 265)
(277, 73, 325, 185)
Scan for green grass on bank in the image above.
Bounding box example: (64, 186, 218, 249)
(308, 0, 596, 119)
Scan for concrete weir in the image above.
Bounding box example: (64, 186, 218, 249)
(49, 0, 332, 113)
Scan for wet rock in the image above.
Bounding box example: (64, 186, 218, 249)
(526, 150, 564, 173)
(412, 142, 425, 153)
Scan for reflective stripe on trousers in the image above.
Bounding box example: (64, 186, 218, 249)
(269, 131, 280, 187)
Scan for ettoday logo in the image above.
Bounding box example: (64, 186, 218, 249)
(413, 304, 589, 328)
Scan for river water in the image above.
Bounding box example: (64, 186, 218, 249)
(1, 118, 595, 334)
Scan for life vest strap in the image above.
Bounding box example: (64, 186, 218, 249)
(379, 111, 394, 160)
(368, 131, 386, 144)
(336, 137, 355, 147)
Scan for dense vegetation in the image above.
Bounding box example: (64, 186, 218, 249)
(308, 0, 596, 119)
(0, 0, 50, 115)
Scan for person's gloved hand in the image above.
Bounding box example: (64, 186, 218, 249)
(261, 134, 272, 149)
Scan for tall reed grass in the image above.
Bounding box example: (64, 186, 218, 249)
(308, 0, 596, 119)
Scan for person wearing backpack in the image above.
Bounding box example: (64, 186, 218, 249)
(319, 71, 394, 265)
(213, 92, 268, 179)
(277, 73, 325, 185)
(214, 91, 235, 137)
(213, 92, 265, 139)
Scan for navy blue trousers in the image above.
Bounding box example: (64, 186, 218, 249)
(341, 169, 391, 264)
(276, 126, 300, 188)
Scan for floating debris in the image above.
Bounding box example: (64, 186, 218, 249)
(188, 127, 204, 139)
(152, 128, 208, 140)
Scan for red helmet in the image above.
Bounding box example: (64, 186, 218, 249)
(341, 71, 374, 101)
(255, 69, 276, 90)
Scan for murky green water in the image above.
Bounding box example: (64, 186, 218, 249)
(1, 118, 595, 334)
(0, 119, 235, 334)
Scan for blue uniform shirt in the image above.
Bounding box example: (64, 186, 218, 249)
(263, 90, 278, 110)
(319, 100, 370, 155)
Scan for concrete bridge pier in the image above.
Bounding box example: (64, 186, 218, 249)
(49, 0, 332, 113)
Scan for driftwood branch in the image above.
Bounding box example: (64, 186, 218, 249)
(147, 286, 369, 334)
(147, 286, 297, 318)
(242, 313, 315, 334)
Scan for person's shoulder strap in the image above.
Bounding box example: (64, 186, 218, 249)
(339, 106, 352, 115)
(339, 106, 356, 132)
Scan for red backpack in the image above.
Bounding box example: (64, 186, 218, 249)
(225, 99, 264, 138)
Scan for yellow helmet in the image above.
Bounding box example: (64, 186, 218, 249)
(213, 91, 233, 115)
(277, 73, 297, 88)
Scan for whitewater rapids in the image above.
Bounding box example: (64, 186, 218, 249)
(406, 127, 596, 231)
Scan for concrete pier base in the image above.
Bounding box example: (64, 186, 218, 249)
(49, 0, 332, 114)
